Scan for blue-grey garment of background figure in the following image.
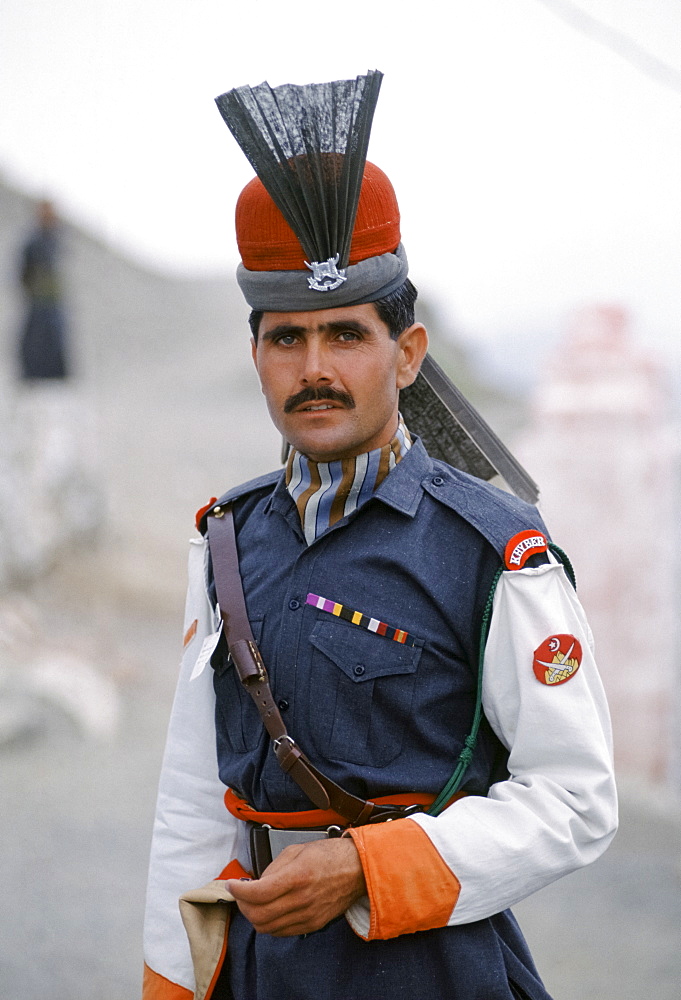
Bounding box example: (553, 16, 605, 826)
(18, 202, 70, 380)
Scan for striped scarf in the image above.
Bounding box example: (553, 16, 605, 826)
(286, 415, 412, 544)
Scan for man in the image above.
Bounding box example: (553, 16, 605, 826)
(143, 74, 617, 1000)
(18, 199, 70, 380)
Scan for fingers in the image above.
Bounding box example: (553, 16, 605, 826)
(227, 874, 321, 937)
(226, 844, 314, 933)
(226, 843, 308, 904)
(234, 885, 341, 937)
(225, 838, 366, 937)
(235, 894, 321, 937)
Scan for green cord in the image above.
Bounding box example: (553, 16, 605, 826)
(427, 541, 576, 817)
(548, 542, 576, 589)
(428, 566, 503, 816)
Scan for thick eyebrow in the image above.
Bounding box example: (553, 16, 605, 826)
(323, 320, 374, 337)
(260, 319, 374, 342)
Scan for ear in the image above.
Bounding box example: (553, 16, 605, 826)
(250, 336, 258, 373)
(395, 323, 429, 389)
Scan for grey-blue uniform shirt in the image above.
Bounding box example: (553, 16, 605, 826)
(203, 437, 555, 1000)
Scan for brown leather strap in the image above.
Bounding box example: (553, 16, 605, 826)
(206, 504, 419, 826)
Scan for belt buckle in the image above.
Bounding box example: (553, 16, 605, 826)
(249, 823, 343, 878)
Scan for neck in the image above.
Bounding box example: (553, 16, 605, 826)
(286, 416, 411, 544)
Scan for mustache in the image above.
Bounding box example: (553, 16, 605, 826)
(284, 386, 356, 413)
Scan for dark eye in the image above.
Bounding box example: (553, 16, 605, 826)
(276, 334, 298, 346)
(337, 330, 360, 342)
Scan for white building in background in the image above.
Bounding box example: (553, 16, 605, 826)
(519, 306, 679, 793)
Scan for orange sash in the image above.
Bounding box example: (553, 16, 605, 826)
(224, 787, 437, 829)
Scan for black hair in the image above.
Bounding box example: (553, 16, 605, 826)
(248, 277, 419, 341)
(371, 278, 418, 339)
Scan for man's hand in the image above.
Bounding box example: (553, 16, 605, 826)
(226, 836, 366, 937)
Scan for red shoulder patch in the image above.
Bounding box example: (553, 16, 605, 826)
(533, 634, 582, 686)
(504, 529, 548, 570)
(195, 496, 218, 532)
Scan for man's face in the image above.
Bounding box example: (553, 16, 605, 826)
(251, 303, 427, 462)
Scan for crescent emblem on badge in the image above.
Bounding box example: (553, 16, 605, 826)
(533, 634, 582, 686)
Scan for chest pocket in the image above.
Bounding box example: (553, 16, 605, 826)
(212, 618, 264, 753)
(309, 617, 423, 767)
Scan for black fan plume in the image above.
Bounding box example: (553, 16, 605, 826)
(215, 71, 383, 268)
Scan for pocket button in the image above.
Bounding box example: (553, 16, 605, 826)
(353, 664, 366, 676)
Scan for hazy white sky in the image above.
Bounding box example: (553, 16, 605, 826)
(1, 0, 680, 365)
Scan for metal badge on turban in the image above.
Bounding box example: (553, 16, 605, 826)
(215, 73, 539, 503)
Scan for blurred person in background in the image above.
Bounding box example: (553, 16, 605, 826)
(18, 199, 70, 381)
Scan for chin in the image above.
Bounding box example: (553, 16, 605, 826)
(294, 434, 353, 462)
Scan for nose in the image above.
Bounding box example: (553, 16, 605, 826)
(300, 339, 332, 386)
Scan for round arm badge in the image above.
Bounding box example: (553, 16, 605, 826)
(533, 634, 582, 686)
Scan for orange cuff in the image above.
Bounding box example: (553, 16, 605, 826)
(347, 818, 460, 940)
(142, 964, 193, 1000)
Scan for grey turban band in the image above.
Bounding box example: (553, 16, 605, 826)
(236, 243, 409, 312)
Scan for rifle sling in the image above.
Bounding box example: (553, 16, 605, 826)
(206, 505, 415, 826)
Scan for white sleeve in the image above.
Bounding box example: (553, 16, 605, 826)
(409, 556, 618, 925)
(143, 536, 238, 992)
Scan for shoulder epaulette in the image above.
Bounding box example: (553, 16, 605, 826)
(195, 469, 281, 535)
(423, 462, 550, 562)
